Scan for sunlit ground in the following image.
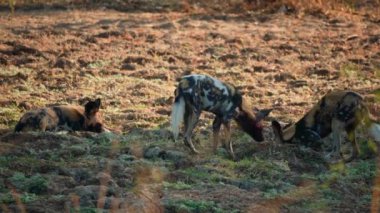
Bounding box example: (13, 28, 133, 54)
(0, 1, 380, 212)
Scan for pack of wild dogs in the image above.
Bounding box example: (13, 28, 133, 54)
(14, 74, 380, 162)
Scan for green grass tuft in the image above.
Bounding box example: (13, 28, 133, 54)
(165, 199, 226, 213)
(9, 172, 48, 194)
(163, 181, 192, 190)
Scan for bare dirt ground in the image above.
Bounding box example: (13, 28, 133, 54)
(0, 6, 380, 212)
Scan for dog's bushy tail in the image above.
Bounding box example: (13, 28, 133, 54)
(362, 104, 380, 142)
(369, 122, 380, 142)
(170, 94, 185, 141)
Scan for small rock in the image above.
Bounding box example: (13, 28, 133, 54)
(219, 54, 239, 62)
(278, 4, 296, 14)
(243, 68, 253, 73)
(14, 85, 28, 91)
(159, 150, 187, 162)
(174, 158, 194, 169)
(121, 63, 136, 70)
(368, 34, 380, 44)
(67, 145, 88, 157)
(203, 47, 217, 55)
(308, 69, 331, 76)
(154, 22, 176, 30)
(146, 34, 156, 43)
(274, 73, 296, 82)
(262, 32, 275, 41)
(118, 154, 136, 162)
(226, 38, 243, 45)
(299, 54, 313, 61)
(278, 43, 297, 52)
(77, 58, 91, 67)
(123, 56, 150, 65)
(144, 146, 162, 159)
(289, 80, 308, 88)
(167, 56, 176, 64)
(208, 32, 227, 39)
(349, 58, 365, 64)
(85, 36, 97, 43)
(253, 66, 272, 73)
(53, 57, 75, 69)
(96, 31, 123, 38)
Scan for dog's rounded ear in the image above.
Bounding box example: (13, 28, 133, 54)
(262, 108, 272, 116)
(256, 108, 273, 121)
(85, 98, 101, 115)
(95, 98, 101, 108)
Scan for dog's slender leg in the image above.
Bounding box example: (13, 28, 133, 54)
(329, 119, 346, 161)
(183, 104, 191, 138)
(344, 130, 359, 162)
(184, 107, 200, 154)
(326, 130, 340, 160)
(40, 117, 48, 132)
(212, 117, 222, 153)
(183, 105, 192, 148)
(223, 121, 235, 160)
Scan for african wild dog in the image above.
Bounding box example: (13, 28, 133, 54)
(272, 90, 380, 162)
(171, 74, 272, 158)
(14, 98, 106, 133)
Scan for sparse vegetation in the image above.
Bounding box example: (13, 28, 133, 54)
(340, 62, 363, 79)
(0, 192, 38, 204)
(9, 172, 48, 194)
(163, 181, 193, 190)
(164, 199, 226, 213)
(0, 0, 379, 212)
(0, 105, 22, 129)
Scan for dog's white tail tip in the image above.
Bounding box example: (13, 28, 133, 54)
(369, 123, 380, 142)
(170, 96, 185, 141)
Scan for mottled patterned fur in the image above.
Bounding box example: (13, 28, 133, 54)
(15, 99, 104, 133)
(272, 91, 380, 162)
(171, 74, 271, 158)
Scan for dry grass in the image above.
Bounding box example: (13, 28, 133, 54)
(0, 0, 379, 16)
(0, 3, 379, 212)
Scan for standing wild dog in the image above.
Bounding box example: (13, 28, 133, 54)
(15, 98, 105, 133)
(272, 90, 380, 162)
(171, 74, 272, 158)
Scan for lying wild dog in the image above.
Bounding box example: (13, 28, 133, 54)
(171, 74, 272, 158)
(15, 98, 106, 133)
(272, 90, 380, 162)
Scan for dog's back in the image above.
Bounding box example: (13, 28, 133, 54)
(298, 91, 364, 137)
(15, 99, 104, 133)
(14, 108, 59, 132)
(15, 105, 85, 132)
(50, 105, 85, 131)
